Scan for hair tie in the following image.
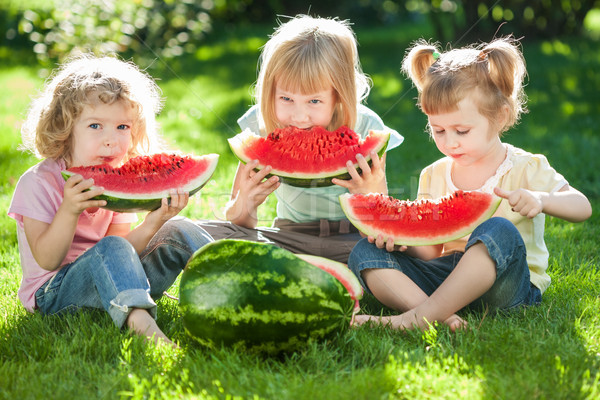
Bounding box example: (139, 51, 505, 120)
(432, 51, 440, 60)
(478, 50, 489, 61)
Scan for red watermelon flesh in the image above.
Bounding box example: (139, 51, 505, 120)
(339, 190, 502, 246)
(62, 153, 219, 212)
(228, 126, 390, 187)
(296, 254, 363, 314)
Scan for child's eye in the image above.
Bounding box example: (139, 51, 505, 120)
(117, 124, 130, 130)
(280, 96, 292, 102)
(456, 129, 470, 135)
(89, 123, 100, 129)
(309, 99, 321, 104)
(433, 129, 445, 135)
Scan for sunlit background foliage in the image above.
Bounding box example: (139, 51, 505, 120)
(1, 0, 599, 70)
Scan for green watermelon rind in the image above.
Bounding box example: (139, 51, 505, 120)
(179, 239, 354, 354)
(295, 253, 363, 315)
(61, 154, 219, 213)
(228, 128, 391, 188)
(339, 192, 502, 246)
(295, 254, 363, 301)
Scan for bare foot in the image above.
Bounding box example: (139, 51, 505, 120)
(126, 308, 177, 348)
(353, 312, 466, 332)
(443, 314, 467, 332)
(351, 314, 416, 330)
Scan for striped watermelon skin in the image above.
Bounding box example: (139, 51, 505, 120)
(179, 240, 354, 354)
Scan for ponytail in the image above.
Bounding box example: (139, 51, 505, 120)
(401, 36, 527, 133)
(401, 40, 439, 91)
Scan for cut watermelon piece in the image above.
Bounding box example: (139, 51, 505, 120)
(296, 254, 363, 314)
(179, 239, 356, 354)
(339, 190, 502, 246)
(62, 153, 219, 212)
(228, 125, 390, 187)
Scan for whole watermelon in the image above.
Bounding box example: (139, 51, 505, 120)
(179, 239, 356, 354)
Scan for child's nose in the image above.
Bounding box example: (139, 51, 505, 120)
(292, 105, 309, 124)
(104, 130, 118, 146)
(446, 133, 460, 148)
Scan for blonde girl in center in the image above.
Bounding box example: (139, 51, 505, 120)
(200, 15, 403, 263)
(348, 37, 591, 331)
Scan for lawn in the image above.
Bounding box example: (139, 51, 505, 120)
(0, 22, 599, 399)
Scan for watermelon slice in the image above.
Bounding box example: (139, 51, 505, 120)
(62, 153, 219, 212)
(179, 239, 358, 354)
(228, 125, 390, 187)
(296, 254, 363, 314)
(339, 190, 502, 246)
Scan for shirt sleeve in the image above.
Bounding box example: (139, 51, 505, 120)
(355, 105, 404, 151)
(520, 154, 568, 194)
(8, 165, 64, 226)
(237, 105, 265, 136)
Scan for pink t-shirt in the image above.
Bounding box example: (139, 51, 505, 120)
(8, 158, 137, 312)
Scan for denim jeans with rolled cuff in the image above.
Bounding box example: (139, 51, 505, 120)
(348, 217, 542, 312)
(35, 217, 213, 328)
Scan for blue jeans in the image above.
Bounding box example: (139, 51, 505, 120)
(348, 217, 542, 312)
(35, 217, 213, 328)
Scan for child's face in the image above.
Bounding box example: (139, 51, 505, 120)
(427, 93, 503, 167)
(69, 100, 133, 168)
(274, 85, 336, 130)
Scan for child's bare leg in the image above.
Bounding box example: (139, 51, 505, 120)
(355, 267, 465, 329)
(385, 242, 495, 330)
(126, 308, 174, 346)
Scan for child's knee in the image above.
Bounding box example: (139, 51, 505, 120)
(472, 217, 523, 245)
(160, 217, 213, 250)
(95, 235, 137, 258)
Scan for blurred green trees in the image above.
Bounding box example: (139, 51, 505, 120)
(1, 0, 599, 67)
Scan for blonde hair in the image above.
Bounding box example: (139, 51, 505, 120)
(20, 54, 164, 165)
(255, 15, 371, 134)
(401, 36, 527, 135)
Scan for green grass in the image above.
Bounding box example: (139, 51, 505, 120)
(1, 23, 599, 399)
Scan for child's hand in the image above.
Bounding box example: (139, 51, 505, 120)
(368, 233, 407, 253)
(332, 151, 387, 194)
(494, 187, 543, 218)
(236, 160, 280, 209)
(146, 189, 189, 224)
(62, 174, 106, 215)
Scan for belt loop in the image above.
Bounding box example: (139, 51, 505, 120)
(319, 219, 330, 237)
(339, 219, 350, 234)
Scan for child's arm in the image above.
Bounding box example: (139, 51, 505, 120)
(332, 151, 387, 194)
(225, 161, 280, 228)
(494, 185, 592, 222)
(123, 190, 189, 254)
(23, 175, 107, 271)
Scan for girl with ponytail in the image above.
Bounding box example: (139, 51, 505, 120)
(348, 37, 591, 331)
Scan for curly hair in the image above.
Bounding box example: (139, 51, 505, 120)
(20, 54, 164, 165)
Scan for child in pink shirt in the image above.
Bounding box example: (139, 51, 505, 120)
(8, 55, 213, 346)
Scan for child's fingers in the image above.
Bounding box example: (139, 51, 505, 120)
(250, 164, 276, 184)
(331, 177, 352, 189)
(345, 159, 362, 180)
(385, 238, 396, 252)
(369, 151, 385, 171)
(168, 190, 189, 209)
(493, 186, 511, 199)
(355, 154, 371, 175)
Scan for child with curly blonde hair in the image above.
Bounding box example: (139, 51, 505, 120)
(9, 55, 213, 345)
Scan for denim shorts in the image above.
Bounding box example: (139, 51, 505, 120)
(348, 217, 542, 312)
(35, 217, 213, 328)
